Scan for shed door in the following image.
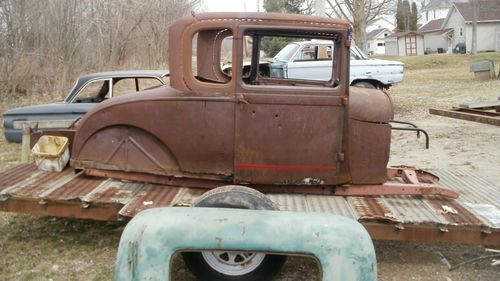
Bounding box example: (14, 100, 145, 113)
(405, 35, 417, 56)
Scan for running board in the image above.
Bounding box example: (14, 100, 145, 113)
(334, 183, 459, 199)
(85, 166, 459, 199)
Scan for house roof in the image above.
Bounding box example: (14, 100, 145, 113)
(440, 28, 454, 35)
(386, 31, 423, 38)
(366, 28, 392, 40)
(454, 0, 500, 22)
(367, 16, 396, 28)
(421, 0, 452, 12)
(418, 18, 445, 32)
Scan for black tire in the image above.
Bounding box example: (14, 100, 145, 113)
(182, 185, 286, 281)
(353, 81, 376, 89)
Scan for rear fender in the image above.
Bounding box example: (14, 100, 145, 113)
(71, 125, 180, 176)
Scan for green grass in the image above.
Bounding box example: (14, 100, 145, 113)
(376, 52, 500, 71)
(0, 128, 22, 172)
(384, 53, 500, 119)
(0, 214, 122, 280)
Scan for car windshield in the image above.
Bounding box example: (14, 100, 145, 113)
(351, 46, 369, 60)
(274, 43, 300, 62)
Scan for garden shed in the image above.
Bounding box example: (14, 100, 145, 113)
(385, 31, 424, 56)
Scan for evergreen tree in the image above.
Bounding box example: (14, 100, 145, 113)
(410, 2, 418, 31)
(263, 0, 304, 14)
(284, 0, 304, 14)
(263, 0, 284, 13)
(402, 0, 411, 31)
(262, 0, 307, 57)
(396, 0, 405, 31)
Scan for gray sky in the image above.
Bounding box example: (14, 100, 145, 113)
(200, 0, 263, 12)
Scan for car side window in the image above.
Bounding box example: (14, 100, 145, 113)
(294, 46, 316, 61)
(138, 78, 164, 90)
(74, 80, 110, 103)
(113, 78, 138, 97)
(192, 28, 233, 84)
(242, 31, 339, 86)
(293, 45, 332, 61)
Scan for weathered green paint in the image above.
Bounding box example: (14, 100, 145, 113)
(115, 207, 377, 281)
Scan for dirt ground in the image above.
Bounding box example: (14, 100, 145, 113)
(0, 54, 499, 280)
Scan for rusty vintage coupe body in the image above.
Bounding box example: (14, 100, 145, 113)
(69, 13, 457, 198)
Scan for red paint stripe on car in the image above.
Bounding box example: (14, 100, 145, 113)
(235, 164, 336, 171)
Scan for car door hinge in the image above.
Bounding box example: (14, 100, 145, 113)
(337, 152, 345, 162)
(341, 96, 348, 106)
(236, 93, 249, 104)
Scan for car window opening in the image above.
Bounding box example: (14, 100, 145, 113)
(193, 28, 233, 85)
(242, 30, 341, 88)
(74, 80, 110, 103)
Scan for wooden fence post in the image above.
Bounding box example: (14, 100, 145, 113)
(21, 123, 32, 162)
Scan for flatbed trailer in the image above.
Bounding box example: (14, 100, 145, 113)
(0, 162, 498, 246)
(429, 98, 500, 126)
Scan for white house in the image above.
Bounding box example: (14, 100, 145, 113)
(366, 28, 393, 55)
(420, 0, 453, 25)
(418, 18, 449, 53)
(441, 0, 500, 52)
(366, 17, 396, 33)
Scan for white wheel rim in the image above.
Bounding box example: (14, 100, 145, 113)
(201, 251, 266, 276)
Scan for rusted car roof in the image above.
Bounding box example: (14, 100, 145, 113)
(168, 12, 350, 92)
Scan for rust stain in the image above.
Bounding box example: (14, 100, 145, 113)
(91, 186, 122, 204)
(427, 198, 483, 226)
(44, 175, 104, 200)
(118, 185, 182, 217)
(0, 163, 39, 192)
(10, 168, 74, 198)
(352, 197, 398, 222)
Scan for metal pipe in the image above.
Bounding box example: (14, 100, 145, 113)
(391, 126, 430, 149)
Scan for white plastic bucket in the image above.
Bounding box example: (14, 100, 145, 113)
(31, 135, 70, 172)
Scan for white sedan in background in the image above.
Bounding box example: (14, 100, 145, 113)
(271, 40, 404, 89)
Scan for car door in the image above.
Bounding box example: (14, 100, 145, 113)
(234, 90, 343, 185)
(286, 44, 333, 81)
(234, 38, 344, 186)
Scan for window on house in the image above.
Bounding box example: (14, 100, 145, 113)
(459, 27, 463, 36)
(367, 43, 371, 48)
(377, 43, 385, 47)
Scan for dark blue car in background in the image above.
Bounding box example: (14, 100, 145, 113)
(3, 70, 168, 142)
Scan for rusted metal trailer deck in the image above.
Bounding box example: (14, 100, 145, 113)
(0, 163, 498, 245)
(429, 98, 500, 126)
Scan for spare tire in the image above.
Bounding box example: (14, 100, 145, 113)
(182, 186, 286, 281)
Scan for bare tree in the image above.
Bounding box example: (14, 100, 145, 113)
(0, 0, 198, 102)
(325, 0, 393, 52)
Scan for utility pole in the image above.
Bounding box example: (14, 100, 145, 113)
(315, 0, 325, 17)
(470, 0, 478, 55)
